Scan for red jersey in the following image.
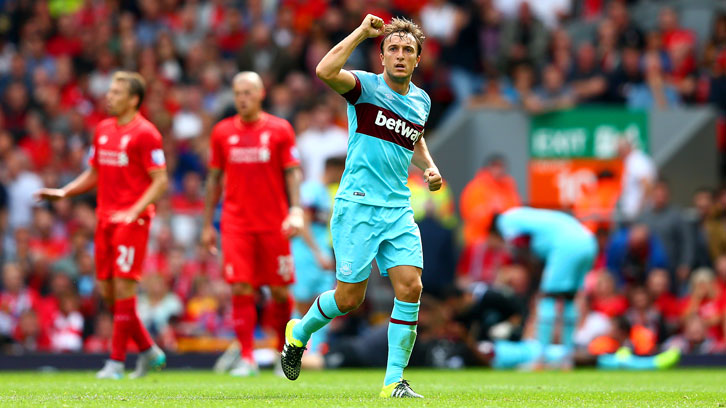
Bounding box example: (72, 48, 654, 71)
(209, 113, 300, 232)
(89, 114, 166, 220)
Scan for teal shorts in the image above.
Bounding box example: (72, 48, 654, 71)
(330, 199, 423, 283)
(540, 233, 598, 294)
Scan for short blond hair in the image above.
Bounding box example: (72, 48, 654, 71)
(380, 17, 425, 56)
(112, 71, 146, 109)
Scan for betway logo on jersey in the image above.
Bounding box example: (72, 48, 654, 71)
(374, 110, 422, 142)
(355, 103, 425, 151)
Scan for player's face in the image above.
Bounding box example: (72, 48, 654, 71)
(233, 79, 264, 118)
(105, 80, 136, 117)
(380, 33, 420, 82)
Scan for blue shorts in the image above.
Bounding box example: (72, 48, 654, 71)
(541, 233, 597, 294)
(330, 199, 423, 283)
(291, 243, 335, 302)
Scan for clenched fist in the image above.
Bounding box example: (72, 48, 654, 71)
(424, 168, 443, 191)
(360, 14, 385, 39)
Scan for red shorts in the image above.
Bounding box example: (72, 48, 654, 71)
(221, 230, 295, 287)
(95, 217, 150, 281)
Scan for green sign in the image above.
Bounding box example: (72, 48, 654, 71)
(529, 108, 649, 159)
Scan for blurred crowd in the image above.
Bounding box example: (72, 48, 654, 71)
(0, 0, 725, 361)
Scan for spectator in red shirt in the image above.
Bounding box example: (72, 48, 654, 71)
(12, 309, 51, 352)
(589, 271, 628, 318)
(84, 312, 114, 353)
(680, 268, 724, 341)
(647, 268, 681, 325)
(49, 293, 84, 352)
(456, 227, 511, 289)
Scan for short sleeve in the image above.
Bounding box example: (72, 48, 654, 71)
(209, 124, 225, 170)
(278, 120, 300, 169)
(136, 130, 166, 172)
(497, 215, 521, 242)
(341, 70, 377, 105)
(88, 129, 99, 168)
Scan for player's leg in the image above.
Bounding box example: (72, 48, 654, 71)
(221, 230, 258, 376)
(561, 236, 598, 351)
(597, 347, 681, 370)
(282, 200, 378, 381)
(94, 221, 125, 379)
(109, 219, 164, 379)
(377, 206, 424, 398)
(258, 232, 295, 354)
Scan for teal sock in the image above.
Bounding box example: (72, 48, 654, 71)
(597, 351, 657, 370)
(537, 297, 556, 350)
(292, 290, 344, 346)
(492, 340, 542, 369)
(562, 299, 577, 350)
(383, 298, 419, 386)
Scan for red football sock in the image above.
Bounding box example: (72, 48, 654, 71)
(128, 299, 154, 352)
(232, 294, 257, 360)
(110, 297, 135, 362)
(265, 295, 294, 351)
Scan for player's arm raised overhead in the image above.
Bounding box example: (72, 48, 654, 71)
(316, 14, 385, 94)
(412, 137, 442, 192)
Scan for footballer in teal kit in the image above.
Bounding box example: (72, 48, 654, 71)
(493, 207, 598, 364)
(281, 15, 442, 398)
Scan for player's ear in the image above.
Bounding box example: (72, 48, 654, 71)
(415, 55, 421, 68)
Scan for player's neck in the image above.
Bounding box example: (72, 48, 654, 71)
(383, 72, 411, 96)
(239, 111, 263, 125)
(116, 110, 138, 127)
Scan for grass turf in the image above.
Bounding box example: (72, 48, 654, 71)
(0, 368, 725, 407)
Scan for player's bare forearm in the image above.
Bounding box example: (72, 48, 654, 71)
(412, 137, 436, 171)
(413, 138, 443, 191)
(316, 14, 384, 94)
(284, 167, 303, 209)
(36, 167, 98, 201)
(203, 168, 223, 228)
(128, 169, 169, 216)
(65, 167, 99, 196)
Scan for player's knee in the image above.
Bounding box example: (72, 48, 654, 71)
(231, 282, 254, 296)
(396, 280, 423, 302)
(269, 286, 289, 303)
(336, 293, 364, 313)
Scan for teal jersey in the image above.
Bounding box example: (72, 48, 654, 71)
(291, 180, 332, 255)
(497, 207, 592, 260)
(337, 70, 431, 207)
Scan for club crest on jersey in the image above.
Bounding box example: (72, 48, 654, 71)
(120, 135, 131, 149)
(99, 135, 108, 145)
(374, 110, 421, 143)
(339, 261, 353, 276)
(228, 135, 239, 145)
(260, 131, 270, 145)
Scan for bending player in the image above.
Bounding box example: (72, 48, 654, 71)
(492, 207, 597, 367)
(281, 15, 442, 398)
(290, 157, 346, 367)
(37, 72, 168, 379)
(202, 72, 303, 377)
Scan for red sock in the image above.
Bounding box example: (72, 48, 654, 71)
(128, 300, 154, 352)
(232, 294, 257, 360)
(264, 295, 294, 351)
(110, 298, 135, 362)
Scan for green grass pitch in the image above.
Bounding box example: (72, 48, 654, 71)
(1, 368, 725, 407)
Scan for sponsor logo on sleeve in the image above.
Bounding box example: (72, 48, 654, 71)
(151, 149, 166, 165)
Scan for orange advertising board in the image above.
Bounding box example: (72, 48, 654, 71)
(529, 159, 622, 208)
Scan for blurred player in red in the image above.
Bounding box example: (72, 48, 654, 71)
(37, 72, 169, 379)
(202, 71, 303, 376)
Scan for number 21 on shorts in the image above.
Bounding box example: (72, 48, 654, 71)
(116, 245, 136, 273)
